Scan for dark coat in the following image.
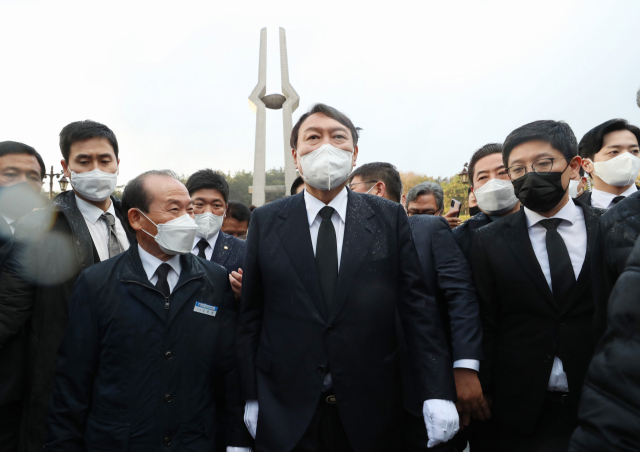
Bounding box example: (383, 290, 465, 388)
(0, 191, 134, 452)
(469, 200, 604, 435)
(210, 231, 246, 274)
(452, 212, 492, 260)
(591, 190, 640, 341)
(569, 235, 640, 452)
(576, 185, 638, 209)
(237, 191, 455, 452)
(399, 215, 482, 416)
(44, 245, 249, 452)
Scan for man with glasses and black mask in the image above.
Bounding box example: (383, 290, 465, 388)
(469, 120, 605, 451)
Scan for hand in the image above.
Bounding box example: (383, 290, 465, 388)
(423, 399, 459, 448)
(443, 210, 462, 229)
(472, 395, 492, 421)
(244, 399, 258, 439)
(229, 268, 243, 299)
(453, 368, 488, 426)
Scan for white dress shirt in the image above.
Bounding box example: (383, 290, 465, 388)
(304, 187, 348, 271)
(75, 195, 130, 262)
(1, 214, 15, 234)
(524, 198, 587, 392)
(138, 244, 181, 293)
(191, 232, 220, 261)
(590, 185, 637, 209)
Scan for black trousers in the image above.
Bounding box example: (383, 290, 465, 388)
(0, 401, 21, 452)
(291, 390, 354, 452)
(402, 410, 455, 452)
(493, 392, 578, 452)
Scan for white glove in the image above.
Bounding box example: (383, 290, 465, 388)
(423, 399, 459, 448)
(244, 400, 259, 439)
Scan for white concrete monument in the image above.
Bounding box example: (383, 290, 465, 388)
(248, 27, 300, 206)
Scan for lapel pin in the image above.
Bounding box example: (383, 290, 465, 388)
(224, 246, 229, 250)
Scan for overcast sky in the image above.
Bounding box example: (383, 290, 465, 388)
(1, 0, 639, 186)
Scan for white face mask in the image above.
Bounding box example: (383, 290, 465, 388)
(568, 179, 582, 198)
(195, 212, 224, 240)
(70, 168, 118, 202)
(589, 152, 640, 187)
(298, 144, 353, 191)
(474, 179, 519, 216)
(138, 210, 198, 255)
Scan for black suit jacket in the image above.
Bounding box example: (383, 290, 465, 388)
(399, 215, 482, 416)
(452, 212, 492, 260)
(237, 191, 455, 452)
(576, 185, 638, 209)
(469, 200, 604, 435)
(210, 231, 246, 274)
(591, 190, 640, 341)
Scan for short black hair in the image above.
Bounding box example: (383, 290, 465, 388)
(503, 120, 577, 168)
(290, 103, 359, 150)
(122, 170, 178, 214)
(290, 175, 304, 196)
(185, 169, 229, 203)
(578, 119, 640, 162)
(226, 201, 251, 223)
(348, 162, 403, 203)
(468, 143, 503, 187)
(0, 141, 46, 179)
(59, 120, 119, 162)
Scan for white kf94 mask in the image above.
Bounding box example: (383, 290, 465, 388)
(473, 179, 519, 216)
(138, 210, 198, 255)
(70, 168, 118, 202)
(298, 144, 353, 191)
(195, 212, 224, 240)
(588, 152, 640, 187)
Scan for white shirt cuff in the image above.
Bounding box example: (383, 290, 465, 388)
(453, 359, 480, 372)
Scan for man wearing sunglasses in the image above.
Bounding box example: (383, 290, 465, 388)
(468, 120, 605, 451)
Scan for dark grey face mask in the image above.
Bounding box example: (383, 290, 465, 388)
(511, 165, 569, 213)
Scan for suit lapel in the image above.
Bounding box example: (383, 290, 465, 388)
(503, 210, 557, 309)
(328, 191, 377, 324)
(167, 254, 205, 325)
(211, 232, 232, 267)
(121, 247, 167, 323)
(276, 194, 328, 320)
(57, 192, 96, 270)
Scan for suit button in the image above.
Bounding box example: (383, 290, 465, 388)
(544, 356, 552, 363)
(165, 351, 173, 360)
(164, 393, 173, 403)
(327, 326, 333, 334)
(317, 365, 325, 373)
(164, 436, 171, 446)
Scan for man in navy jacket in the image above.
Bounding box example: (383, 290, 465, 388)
(45, 170, 250, 451)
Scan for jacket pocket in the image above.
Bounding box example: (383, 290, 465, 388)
(84, 413, 130, 451)
(255, 348, 272, 373)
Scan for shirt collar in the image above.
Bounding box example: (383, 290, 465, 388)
(75, 193, 115, 224)
(591, 185, 638, 208)
(304, 187, 349, 226)
(137, 244, 182, 281)
(192, 231, 219, 251)
(524, 198, 578, 229)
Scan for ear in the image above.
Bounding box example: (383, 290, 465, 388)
(352, 145, 359, 167)
(582, 157, 594, 175)
(401, 194, 407, 210)
(569, 156, 582, 179)
(376, 181, 386, 197)
(292, 149, 300, 172)
(128, 208, 143, 232)
(61, 159, 70, 178)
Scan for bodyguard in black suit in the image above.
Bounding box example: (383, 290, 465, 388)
(470, 120, 605, 451)
(45, 171, 250, 451)
(0, 142, 46, 452)
(0, 122, 132, 452)
(237, 104, 458, 452)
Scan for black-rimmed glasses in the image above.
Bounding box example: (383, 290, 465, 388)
(506, 158, 568, 179)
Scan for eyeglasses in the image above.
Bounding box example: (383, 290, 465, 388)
(348, 181, 378, 190)
(506, 158, 568, 180)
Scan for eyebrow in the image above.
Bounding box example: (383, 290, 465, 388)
(303, 125, 350, 135)
(605, 143, 640, 148)
(193, 196, 223, 202)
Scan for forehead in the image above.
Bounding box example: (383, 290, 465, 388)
(602, 129, 639, 147)
(508, 140, 564, 164)
(300, 113, 352, 137)
(412, 193, 437, 205)
(146, 176, 190, 203)
(69, 137, 116, 158)
(191, 188, 225, 201)
(474, 153, 504, 174)
(0, 153, 41, 172)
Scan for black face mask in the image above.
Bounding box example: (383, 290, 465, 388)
(469, 206, 481, 217)
(511, 165, 569, 213)
(0, 182, 44, 220)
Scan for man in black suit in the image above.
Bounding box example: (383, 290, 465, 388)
(470, 120, 605, 451)
(453, 143, 520, 260)
(349, 162, 484, 451)
(237, 104, 458, 452)
(186, 169, 246, 298)
(577, 119, 640, 209)
(0, 121, 133, 452)
(0, 141, 46, 452)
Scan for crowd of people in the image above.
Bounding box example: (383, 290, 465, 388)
(0, 103, 639, 452)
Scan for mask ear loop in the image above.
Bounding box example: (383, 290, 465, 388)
(136, 209, 158, 238)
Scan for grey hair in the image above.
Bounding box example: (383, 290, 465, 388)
(122, 170, 180, 213)
(405, 181, 444, 212)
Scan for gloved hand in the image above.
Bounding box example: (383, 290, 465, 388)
(423, 399, 460, 448)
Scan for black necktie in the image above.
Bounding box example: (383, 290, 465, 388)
(539, 219, 575, 310)
(155, 263, 171, 298)
(316, 206, 338, 314)
(196, 239, 209, 259)
(611, 196, 625, 205)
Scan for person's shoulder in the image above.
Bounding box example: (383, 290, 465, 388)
(601, 190, 640, 225)
(220, 231, 246, 250)
(252, 193, 299, 219)
(190, 252, 228, 279)
(474, 210, 518, 239)
(352, 191, 404, 220)
(408, 212, 449, 232)
(12, 198, 65, 239)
